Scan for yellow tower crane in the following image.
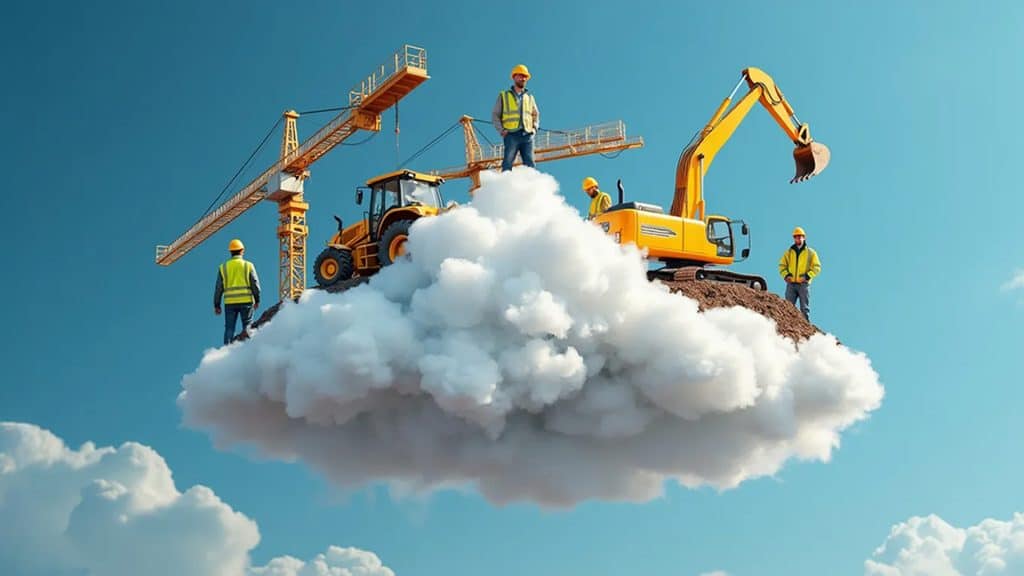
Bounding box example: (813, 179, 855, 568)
(155, 45, 429, 302)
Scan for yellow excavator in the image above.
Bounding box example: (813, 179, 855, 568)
(313, 169, 447, 287)
(594, 67, 830, 290)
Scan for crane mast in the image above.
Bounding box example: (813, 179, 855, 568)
(156, 45, 429, 302)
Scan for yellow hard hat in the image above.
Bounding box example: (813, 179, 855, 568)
(228, 238, 245, 251)
(792, 226, 806, 237)
(582, 176, 599, 191)
(510, 64, 531, 80)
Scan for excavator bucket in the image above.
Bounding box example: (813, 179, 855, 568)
(791, 142, 830, 183)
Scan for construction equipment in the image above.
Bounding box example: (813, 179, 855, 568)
(155, 45, 429, 302)
(310, 116, 644, 287)
(313, 170, 447, 287)
(433, 116, 644, 191)
(594, 67, 830, 290)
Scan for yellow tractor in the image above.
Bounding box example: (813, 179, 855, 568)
(594, 67, 830, 290)
(313, 170, 446, 287)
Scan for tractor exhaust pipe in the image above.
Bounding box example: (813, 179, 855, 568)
(791, 141, 831, 183)
(617, 179, 624, 203)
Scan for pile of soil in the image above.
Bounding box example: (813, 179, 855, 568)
(241, 278, 819, 344)
(660, 280, 821, 342)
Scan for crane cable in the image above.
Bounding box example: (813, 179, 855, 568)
(395, 120, 462, 169)
(198, 116, 282, 220)
(196, 104, 368, 222)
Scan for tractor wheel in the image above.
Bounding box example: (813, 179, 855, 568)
(378, 219, 414, 267)
(313, 247, 354, 287)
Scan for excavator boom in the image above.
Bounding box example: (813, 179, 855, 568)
(670, 67, 830, 219)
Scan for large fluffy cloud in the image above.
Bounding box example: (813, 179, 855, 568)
(0, 421, 394, 576)
(865, 513, 1024, 575)
(179, 168, 884, 507)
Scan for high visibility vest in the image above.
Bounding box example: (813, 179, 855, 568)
(220, 257, 256, 305)
(500, 90, 536, 133)
(589, 191, 612, 219)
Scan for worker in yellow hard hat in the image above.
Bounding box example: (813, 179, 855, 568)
(214, 238, 262, 345)
(778, 226, 821, 320)
(582, 177, 611, 220)
(492, 63, 540, 171)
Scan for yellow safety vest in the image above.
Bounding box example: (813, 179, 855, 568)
(588, 191, 612, 219)
(500, 90, 537, 133)
(220, 257, 256, 305)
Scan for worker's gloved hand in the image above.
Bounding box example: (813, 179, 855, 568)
(802, 274, 811, 282)
(785, 275, 793, 283)
(214, 307, 221, 316)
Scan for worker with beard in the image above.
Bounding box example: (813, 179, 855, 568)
(493, 64, 540, 171)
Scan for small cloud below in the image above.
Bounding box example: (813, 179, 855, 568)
(865, 512, 1024, 575)
(0, 421, 395, 576)
(1001, 270, 1024, 292)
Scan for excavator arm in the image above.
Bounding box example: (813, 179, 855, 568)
(669, 67, 830, 219)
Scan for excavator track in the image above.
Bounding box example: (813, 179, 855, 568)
(649, 266, 768, 291)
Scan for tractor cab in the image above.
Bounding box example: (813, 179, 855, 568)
(362, 170, 445, 241)
(313, 170, 446, 288)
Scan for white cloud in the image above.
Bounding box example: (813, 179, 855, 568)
(865, 513, 1024, 575)
(1001, 270, 1024, 292)
(699, 571, 731, 576)
(0, 421, 394, 576)
(179, 168, 884, 507)
(248, 546, 394, 576)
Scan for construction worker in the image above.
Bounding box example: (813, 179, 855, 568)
(778, 227, 821, 321)
(492, 64, 540, 171)
(582, 177, 611, 219)
(214, 238, 261, 345)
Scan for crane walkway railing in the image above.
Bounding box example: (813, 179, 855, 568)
(156, 45, 428, 266)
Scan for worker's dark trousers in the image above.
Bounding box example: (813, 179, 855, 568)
(224, 303, 254, 345)
(501, 130, 535, 171)
(785, 282, 811, 320)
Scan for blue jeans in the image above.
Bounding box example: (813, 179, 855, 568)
(224, 303, 254, 345)
(501, 130, 535, 171)
(785, 282, 810, 320)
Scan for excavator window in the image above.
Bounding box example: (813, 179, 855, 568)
(707, 219, 734, 257)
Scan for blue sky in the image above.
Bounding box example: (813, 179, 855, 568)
(2, 1, 1023, 574)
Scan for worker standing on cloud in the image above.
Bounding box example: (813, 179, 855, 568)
(778, 227, 821, 320)
(582, 176, 611, 219)
(214, 239, 261, 345)
(493, 64, 540, 171)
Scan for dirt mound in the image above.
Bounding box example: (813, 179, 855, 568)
(660, 280, 820, 342)
(241, 278, 818, 344)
